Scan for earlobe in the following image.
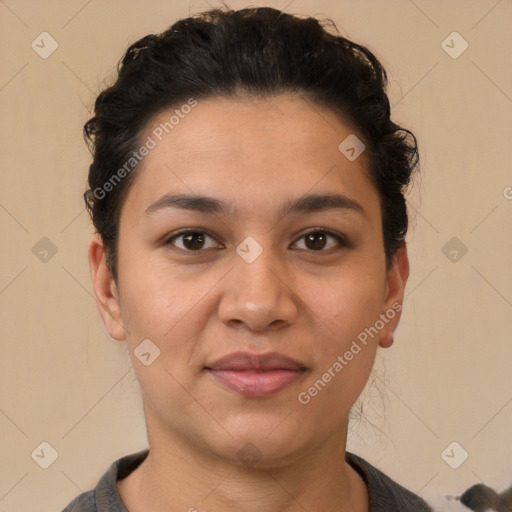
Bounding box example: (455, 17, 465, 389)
(379, 245, 409, 349)
(379, 333, 394, 349)
(88, 234, 127, 341)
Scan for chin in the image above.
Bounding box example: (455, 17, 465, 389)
(208, 418, 317, 469)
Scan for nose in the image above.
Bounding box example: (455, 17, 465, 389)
(218, 246, 299, 333)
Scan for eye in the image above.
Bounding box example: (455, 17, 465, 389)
(291, 229, 347, 251)
(164, 228, 348, 252)
(165, 230, 222, 251)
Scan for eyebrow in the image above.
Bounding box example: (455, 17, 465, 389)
(144, 192, 365, 218)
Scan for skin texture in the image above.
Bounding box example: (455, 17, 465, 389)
(89, 94, 409, 512)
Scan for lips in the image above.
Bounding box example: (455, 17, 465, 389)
(205, 351, 306, 397)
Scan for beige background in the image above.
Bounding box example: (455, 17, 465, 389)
(0, 0, 511, 510)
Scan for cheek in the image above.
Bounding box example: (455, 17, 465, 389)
(120, 267, 204, 342)
(117, 253, 229, 378)
(295, 262, 385, 403)
(304, 264, 385, 349)
(118, 267, 209, 412)
(295, 275, 382, 414)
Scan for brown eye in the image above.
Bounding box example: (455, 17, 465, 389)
(166, 231, 221, 251)
(292, 229, 346, 251)
(305, 232, 328, 250)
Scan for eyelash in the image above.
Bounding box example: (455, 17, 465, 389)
(163, 228, 349, 253)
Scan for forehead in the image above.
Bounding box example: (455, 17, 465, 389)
(121, 94, 380, 223)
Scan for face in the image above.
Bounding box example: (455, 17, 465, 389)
(89, 94, 408, 467)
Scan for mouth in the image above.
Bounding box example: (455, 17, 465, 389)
(205, 351, 307, 397)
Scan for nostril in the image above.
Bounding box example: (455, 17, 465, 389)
(227, 319, 244, 328)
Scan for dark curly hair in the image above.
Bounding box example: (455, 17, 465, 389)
(84, 6, 419, 283)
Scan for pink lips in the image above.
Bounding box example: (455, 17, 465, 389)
(206, 351, 306, 397)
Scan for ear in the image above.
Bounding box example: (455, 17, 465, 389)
(88, 233, 127, 341)
(379, 244, 409, 348)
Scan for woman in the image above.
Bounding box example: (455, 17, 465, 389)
(63, 6, 431, 511)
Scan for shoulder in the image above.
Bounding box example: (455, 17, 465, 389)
(61, 450, 149, 512)
(346, 451, 433, 511)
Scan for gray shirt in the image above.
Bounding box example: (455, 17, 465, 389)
(62, 450, 432, 511)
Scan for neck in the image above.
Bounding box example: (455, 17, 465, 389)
(118, 412, 368, 512)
